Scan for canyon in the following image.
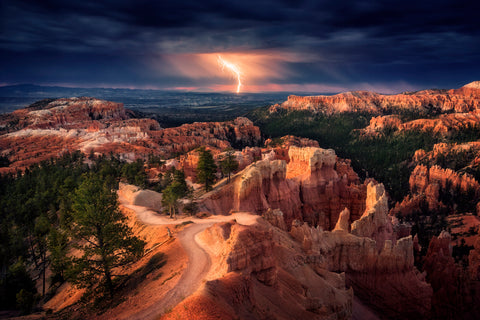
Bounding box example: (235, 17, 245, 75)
(2, 82, 480, 319)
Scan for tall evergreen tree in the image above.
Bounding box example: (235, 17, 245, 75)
(161, 169, 189, 218)
(219, 148, 239, 182)
(47, 227, 69, 284)
(68, 173, 145, 299)
(33, 215, 49, 297)
(196, 147, 217, 192)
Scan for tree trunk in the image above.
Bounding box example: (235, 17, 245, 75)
(103, 262, 114, 300)
(42, 249, 46, 297)
(28, 235, 39, 269)
(97, 225, 114, 299)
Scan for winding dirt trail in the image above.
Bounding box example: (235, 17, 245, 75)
(128, 222, 213, 320)
(120, 196, 258, 320)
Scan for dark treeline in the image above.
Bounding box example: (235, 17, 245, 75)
(0, 151, 147, 314)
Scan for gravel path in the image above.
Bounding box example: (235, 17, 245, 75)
(120, 195, 258, 320)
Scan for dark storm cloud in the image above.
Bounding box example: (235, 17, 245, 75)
(1, 0, 479, 91)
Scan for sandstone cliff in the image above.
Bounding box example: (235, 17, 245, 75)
(199, 146, 367, 229)
(2, 97, 128, 131)
(360, 111, 480, 137)
(290, 182, 432, 319)
(408, 164, 480, 214)
(269, 82, 480, 115)
(165, 218, 353, 320)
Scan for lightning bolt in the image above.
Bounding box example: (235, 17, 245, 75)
(217, 55, 242, 93)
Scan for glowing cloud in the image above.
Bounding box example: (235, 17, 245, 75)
(217, 55, 242, 93)
(153, 50, 364, 92)
(154, 51, 304, 91)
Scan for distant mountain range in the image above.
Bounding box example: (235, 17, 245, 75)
(0, 84, 291, 114)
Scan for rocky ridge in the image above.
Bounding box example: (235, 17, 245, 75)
(269, 82, 480, 115)
(360, 111, 480, 137)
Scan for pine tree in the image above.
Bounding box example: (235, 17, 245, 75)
(68, 173, 145, 299)
(33, 215, 49, 297)
(47, 227, 69, 284)
(196, 147, 217, 192)
(161, 170, 189, 218)
(219, 148, 239, 182)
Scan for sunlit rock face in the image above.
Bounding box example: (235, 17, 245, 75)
(269, 82, 480, 115)
(199, 161, 433, 318)
(169, 218, 353, 320)
(199, 146, 367, 230)
(360, 112, 480, 138)
(5, 97, 129, 130)
(395, 164, 480, 216)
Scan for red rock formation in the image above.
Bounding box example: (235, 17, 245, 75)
(265, 135, 319, 149)
(177, 146, 263, 181)
(400, 112, 480, 134)
(200, 159, 304, 225)
(423, 231, 479, 319)
(351, 183, 394, 247)
(287, 146, 366, 228)
(150, 117, 261, 154)
(0, 98, 262, 172)
(262, 208, 288, 231)
(200, 146, 367, 230)
(360, 114, 403, 136)
(409, 164, 480, 213)
(361, 112, 480, 137)
(469, 236, 480, 281)
(199, 221, 277, 285)
(290, 182, 433, 319)
(180, 219, 354, 320)
(4, 97, 128, 131)
(270, 82, 480, 115)
(390, 194, 426, 218)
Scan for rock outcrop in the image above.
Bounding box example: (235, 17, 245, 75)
(290, 182, 433, 319)
(351, 183, 394, 246)
(150, 117, 261, 154)
(360, 112, 480, 137)
(173, 218, 353, 320)
(2, 97, 128, 131)
(199, 221, 277, 285)
(469, 236, 480, 281)
(408, 164, 480, 214)
(269, 82, 480, 115)
(422, 231, 480, 319)
(332, 208, 350, 232)
(200, 146, 367, 229)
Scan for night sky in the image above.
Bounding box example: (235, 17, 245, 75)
(1, 0, 479, 93)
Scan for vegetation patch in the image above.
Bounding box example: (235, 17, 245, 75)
(175, 221, 194, 229)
